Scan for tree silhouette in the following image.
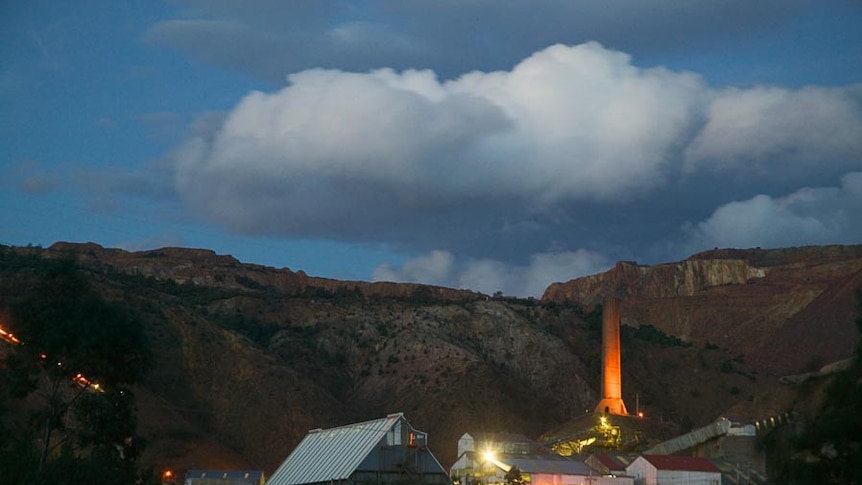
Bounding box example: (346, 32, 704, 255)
(0, 257, 153, 484)
(768, 289, 862, 484)
(504, 466, 523, 485)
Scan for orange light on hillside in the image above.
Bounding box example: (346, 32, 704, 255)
(71, 373, 105, 393)
(638, 411, 644, 418)
(73, 373, 90, 387)
(0, 325, 21, 345)
(0, 324, 105, 393)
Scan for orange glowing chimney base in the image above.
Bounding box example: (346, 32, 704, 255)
(595, 297, 628, 415)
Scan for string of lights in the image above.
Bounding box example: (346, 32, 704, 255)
(0, 321, 105, 393)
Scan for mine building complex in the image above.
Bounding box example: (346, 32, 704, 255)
(266, 413, 449, 485)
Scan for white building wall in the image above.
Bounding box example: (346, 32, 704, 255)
(625, 458, 656, 485)
(656, 470, 719, 485)
(458, 434, 477, 457)
(531, 472, 563, 485)
(450, 453, 473, 475)
(592, 477, 634, 485)
(531, 472, 587, 485)
(530, 473, 633, 485)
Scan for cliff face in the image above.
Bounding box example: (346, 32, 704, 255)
(3, 242, 859, 476)
(543, 246, 862, 374)
(48, 242, 482, 302)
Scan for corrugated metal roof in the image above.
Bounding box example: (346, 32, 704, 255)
(464, 432, 533, 444)
(643, 417, 731, 455)
(641, 455, 721, 473)
(266, 414, 403, 485)
(591, 452, 634, 471)
(495, 453, 593, 476)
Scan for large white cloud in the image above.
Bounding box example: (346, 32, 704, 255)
(167, 41, 862, 293)
(373, 249, 611, 298)
(685, 86, 862, 172)
(683, 172, 862, 252)
(183, 67, 507, 192)
(173, 42, 862, 237)
(451, 44, 705, 201)
(373, 250, 454, 287)
(173, 42, 710, 235)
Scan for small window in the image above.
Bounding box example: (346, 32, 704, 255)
(388, 423, 403, 445)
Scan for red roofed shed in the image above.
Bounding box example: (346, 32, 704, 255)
(585, 452, 634, 476)
(626, 455, 720, 485)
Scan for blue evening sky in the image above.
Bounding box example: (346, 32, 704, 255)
(2, 1, 861, 296)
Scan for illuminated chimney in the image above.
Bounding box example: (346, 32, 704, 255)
(594, 296, 629, 415)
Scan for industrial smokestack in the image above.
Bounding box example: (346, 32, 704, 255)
(594, 296, 629, 415)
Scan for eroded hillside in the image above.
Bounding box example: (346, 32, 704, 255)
(543, 246, 862, 374)
(2, 243, 859, 476)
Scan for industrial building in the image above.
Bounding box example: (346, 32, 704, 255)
(585, 452, 635, 478)
(451, 433, 632, 485)
(266, 413, 449, 485)
(625, 455, 721, 485)
(455, 432, 535, 458)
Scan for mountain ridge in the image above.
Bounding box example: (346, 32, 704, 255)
(543, 245, 862, 374)
(2, 242, 860, 476)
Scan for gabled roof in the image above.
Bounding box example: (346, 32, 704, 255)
(467, 452, 591, 476)
(500, 454, 592, 476)
(639, 455, 720, 473)
(589, 452, 634, 471)
(462, 432, 533, 444)
(267, 413, 404, 485)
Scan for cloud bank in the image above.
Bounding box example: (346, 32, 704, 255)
(374, 249, 611, 298)
(168, 42, 862, 295)
(174, 43, 709, 226)
(683, 172, 862, 252)
(148, 1, 821, 83)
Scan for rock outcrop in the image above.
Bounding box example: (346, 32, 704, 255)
(543, 246, 862, 374)
(46, 241, 483, 302)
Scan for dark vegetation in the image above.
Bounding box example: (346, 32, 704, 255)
(2, 244, 858, 477)
(622, 323, 690, 348)
(0, 250, 154, 484)
(761, 291, 862, 484)
(215, 312, 281, 348)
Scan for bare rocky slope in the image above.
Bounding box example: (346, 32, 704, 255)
(1, 243, 860, 476)
(543, 246, 862, 375)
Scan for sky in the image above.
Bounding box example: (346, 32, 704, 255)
(2, 1, 862, 297)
